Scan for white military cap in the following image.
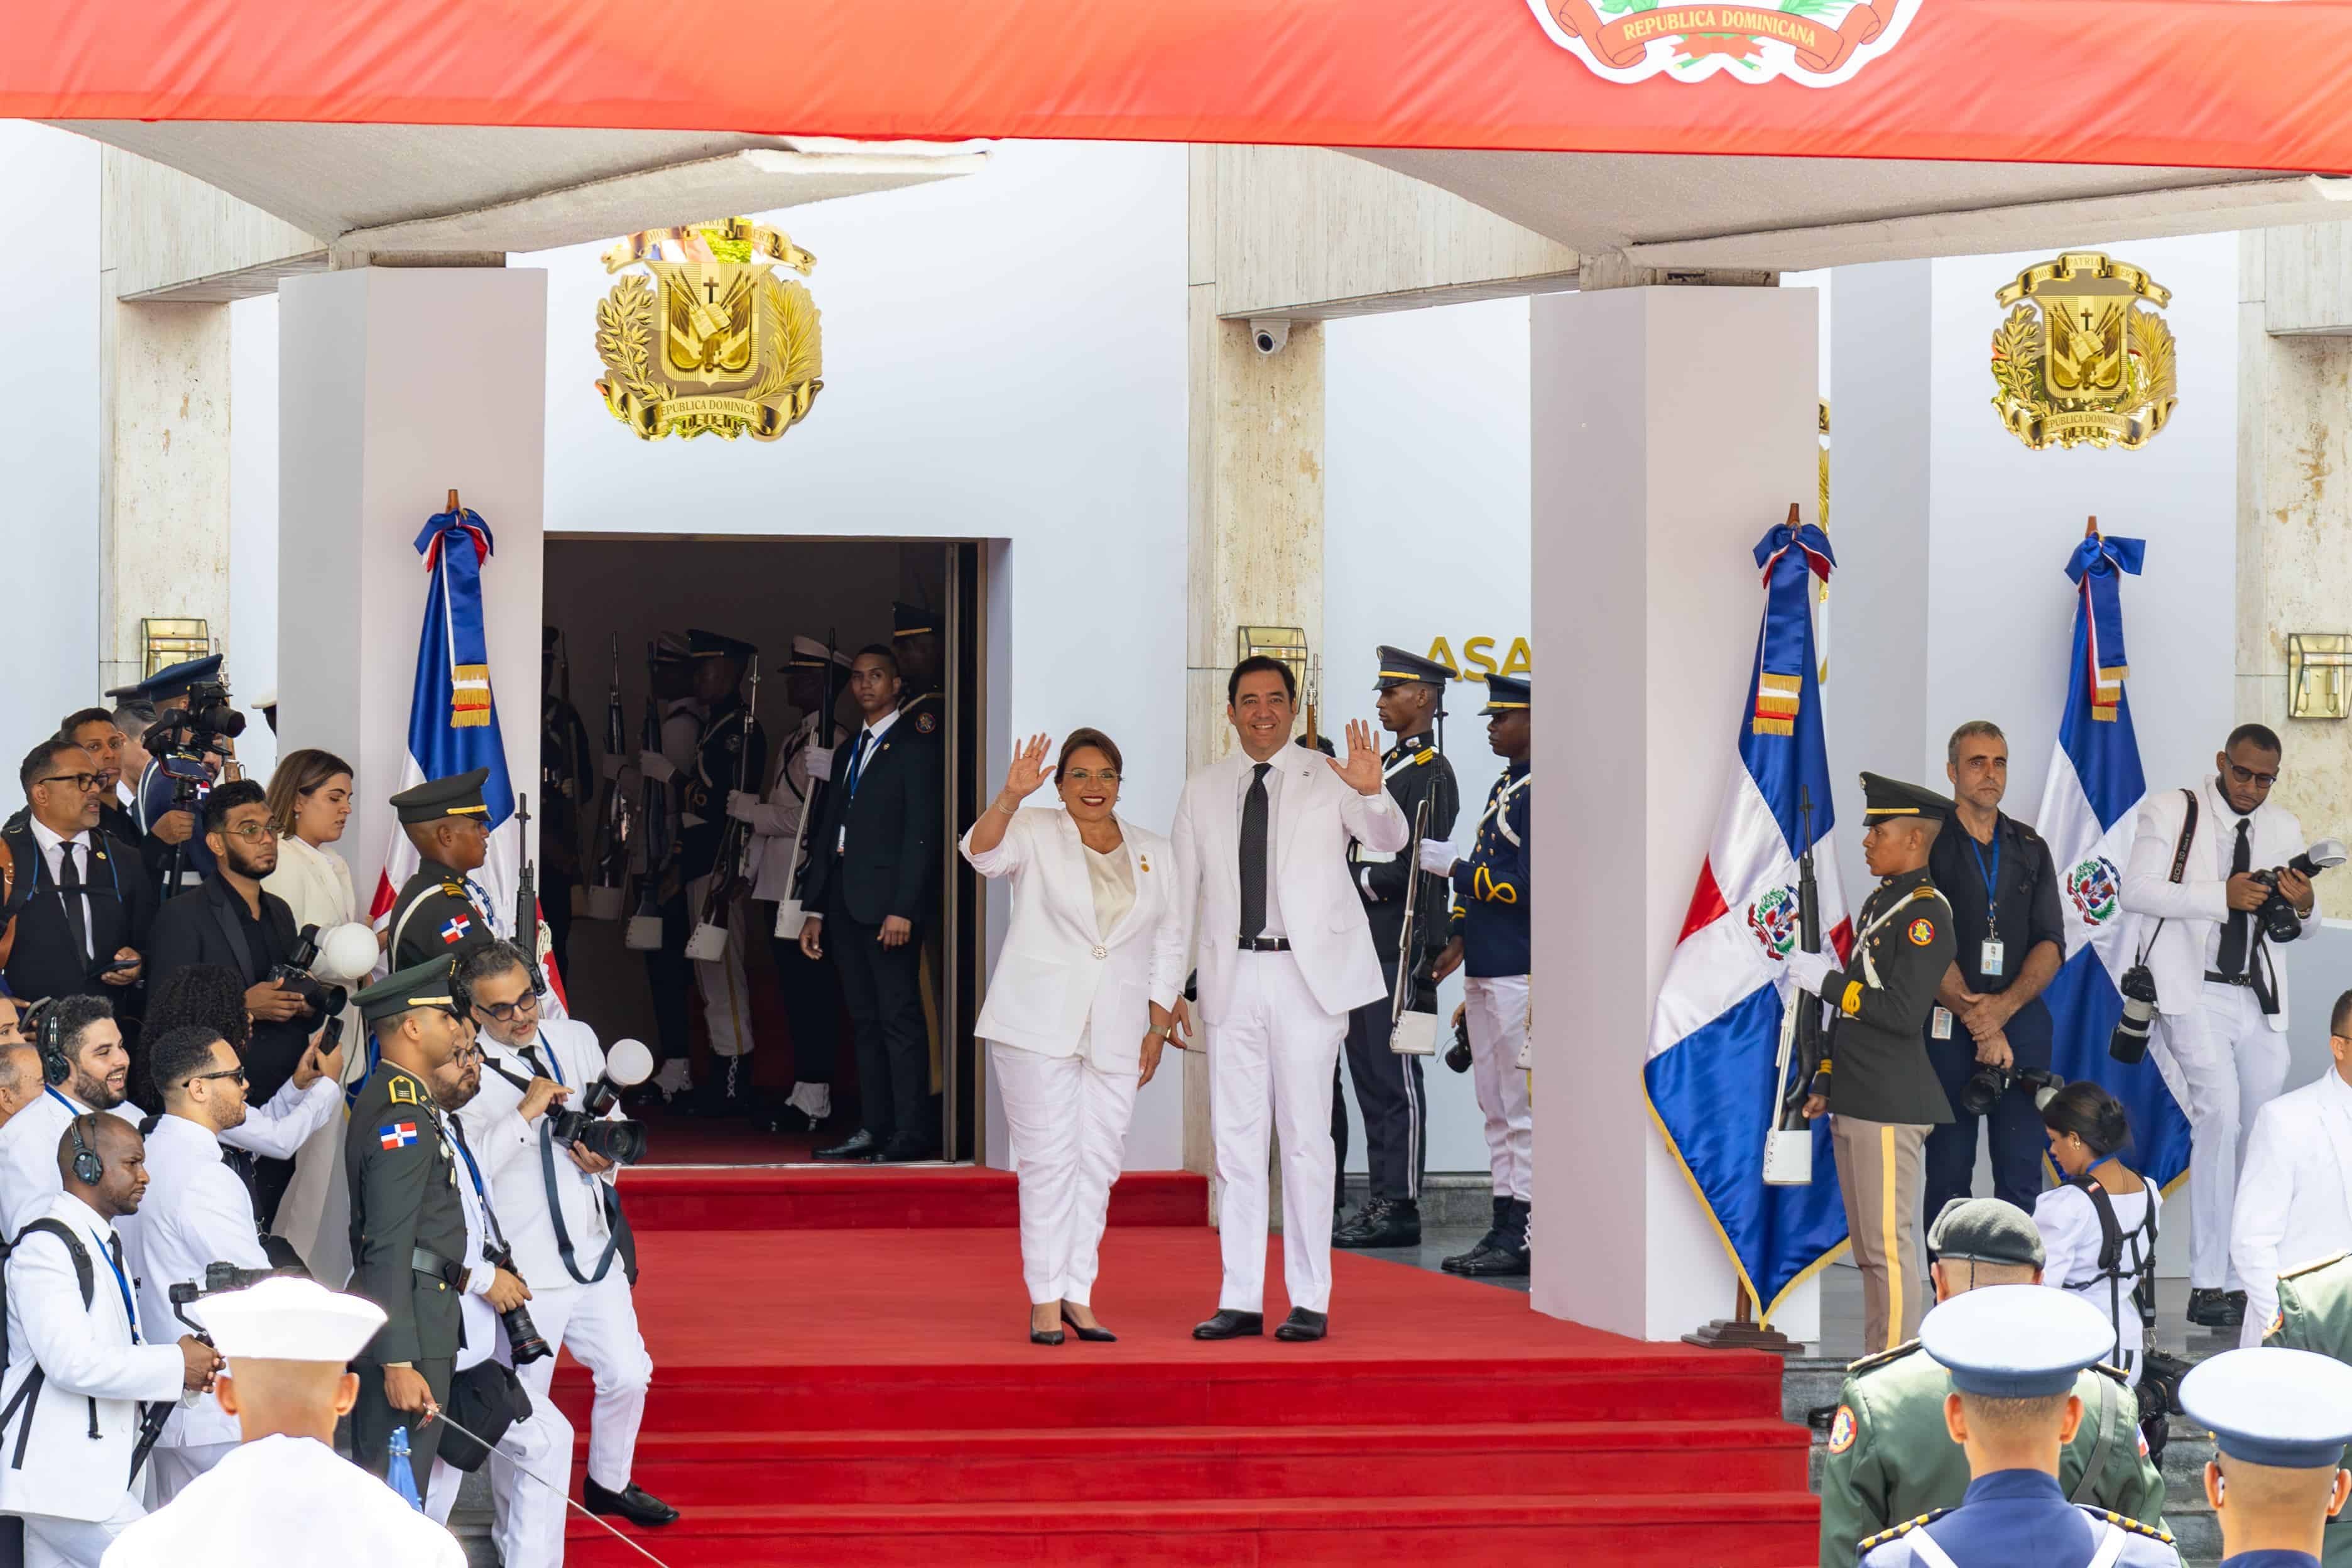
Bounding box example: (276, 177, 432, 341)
(789, 634, 852, 669)
(192, 1277, 388, 1363)
(2181, 1347, 2352, 1469)
(1919, 1283, 2115, 1397)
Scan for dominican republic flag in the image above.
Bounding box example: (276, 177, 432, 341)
(1645, 518, 1854, 1326)
(367, 508, 566, 1010)
(378, 1121, 419, 1150)
(2032, 529, 2191, 1189)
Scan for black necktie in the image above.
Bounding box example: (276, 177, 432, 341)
(1239, 763, 1271, 939)
(58, 841, 89, 964)
(2219, 817, 2253, 977)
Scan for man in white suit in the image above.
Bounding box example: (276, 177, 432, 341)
(2121, 724, 2321, 1332)
(1169, 656, 1408, 1342)
(2231, 989, 2352, 1348)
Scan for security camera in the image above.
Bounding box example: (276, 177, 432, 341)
(1250, 318, 1290, 356)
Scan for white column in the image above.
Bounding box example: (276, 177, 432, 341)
(1529, 285, 1822, 1342)
(276, 267, 547, 906)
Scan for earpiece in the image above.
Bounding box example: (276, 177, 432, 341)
(67, 1114, 101, 1186)
(32, 1002, 68, 1088)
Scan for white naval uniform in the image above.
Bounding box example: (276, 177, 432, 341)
(2033, 1177, 2162, 1382)
(962, 808, 1185, 1306)
(116, 1113, 271, 1501)
(456, 1020, 651, 1494)
(2121, 775, 2317, 1290)
(1168, 749, 1408, 1315)
(98, 1434, 464, 1568)
(2230, 1067, 2352, 1348)
(0, 1193, 186, 1567)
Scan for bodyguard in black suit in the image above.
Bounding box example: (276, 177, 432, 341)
(1, 738, 155, 1006)
(798, 645, 942, 1162)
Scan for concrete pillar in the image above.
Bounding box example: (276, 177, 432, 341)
(276, 268, 548, 906)
(1530, 285, 1823, 1342)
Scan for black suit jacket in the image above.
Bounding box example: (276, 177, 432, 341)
(147, 878, 312, 1103)
(801, 719, 942, 929)
(1, 825, 156, 1004)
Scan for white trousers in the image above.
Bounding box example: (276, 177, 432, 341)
(424, 1384, 574, 1568)
(686, 874, 753, 1060)
(2151, 980, 2290, 1288)
(1464, 975, 1535, 1202)
(1211, 950, 1348, 1316)
(21, 1493, 141, 1568)
(991, 1040, 1140, 1306)
(516, 1270, 654, 1491)
(150, 1441, 239, 1506)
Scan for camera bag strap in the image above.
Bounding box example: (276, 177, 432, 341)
(2134, 787, 2201, 966)
(2069, 1369, 2118, 1505)
(485, 1055, 628, 1287)
(0, 1219, 97, 1468)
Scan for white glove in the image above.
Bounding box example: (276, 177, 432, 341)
(803, 744, 835, 781)
(1785, 949, 1834, 994)
(726, 789, 761, 824)
(638, 750, 677, 784)
(1417, 839, 1459, 876)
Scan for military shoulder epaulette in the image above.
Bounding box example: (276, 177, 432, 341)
(1856, 1510, 1947, 1552)
(1412, 749, 1435, 766)
(1846, 1338, 1923, 1375)
(2082, 1508, 2172, 1545)
(440, 881, 467, 898)
(2281, 1251, 2352, 1282)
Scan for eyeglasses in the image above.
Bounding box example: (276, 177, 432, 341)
(2227, 762, 2280, 788)
(1064, 769, 1121, 785)
(185, 1067, 248, 1087)
(38, 774, 99, 792)
(219, 822, 274, 842)
(472, 992, 540, 1023)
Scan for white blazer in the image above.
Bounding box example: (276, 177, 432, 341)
(961, 809, 1184, 1072)
(262, 832, 360, 942)
(2232, 1069, 2352, 1345)
(1167, 749, 1410, 1023)
(2121, 774, 2317, 1032)
(0, 1192, 185, 1523)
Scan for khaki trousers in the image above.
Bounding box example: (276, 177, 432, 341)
(1832, 1115, 1930, 1353)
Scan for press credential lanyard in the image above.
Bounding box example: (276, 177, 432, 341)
(1966, 826, 2005, 977)
(89, 1228, 139, 1343)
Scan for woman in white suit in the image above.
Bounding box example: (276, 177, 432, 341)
(962, 729, 1186, 1344)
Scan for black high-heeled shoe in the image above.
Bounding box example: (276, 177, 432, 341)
(1030, 1314, 1065, 1346)
(1060, 1303, 1116, 1342)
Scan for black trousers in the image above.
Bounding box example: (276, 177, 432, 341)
(1924, 1018, 2053, 1231)
(768, 910, 841, 1085)
(1332, 957, 1428, 1211)
(350, 1354, 455, 1481)
(642, 891, 693, 1066)
(827, 893, 928, 1141)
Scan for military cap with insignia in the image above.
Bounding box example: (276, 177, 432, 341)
(1479, 673, 1530, 715)
(390, 767, 491, 825)
(1926, 1196, 2046, 1269)
(1919, 1283, 2114, 1397)
(354, 958, 461, 1025)
(687, 628, 756, 665)
(103, 653, 224, 704)
(892, 602, 937, 640)
(651, 631, 692, 668)
(790, 634, 852, 670)
(2180, 1346, 2352, 1469)
(1374, 645, 1454, 692)
(1861, 771, 1954, 824)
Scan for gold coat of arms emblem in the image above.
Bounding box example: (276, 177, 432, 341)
(594, 217, 823, 441)
(1990, 251, 2177, 452)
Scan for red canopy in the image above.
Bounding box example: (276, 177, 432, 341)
(11, 0, 2352, 174)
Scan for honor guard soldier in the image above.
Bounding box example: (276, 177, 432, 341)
(640, 632, 701, 1099)
(892, 601, 944, 734)
(1819, 1199, 2168, 1568)
(680, 630, 766, 1098)
(1423, 672, 1533, 1275)
(342, 961, 472, 1484)
(2182, 1347, 2352, 1568)
(2260, 1253, 2352, 1565)
(538, 628, 594, 976)
(1330, 646, 1459, 1249)
(1787, 773, 1958, 1354)
(384, 768, 501, 971)
(1853, 1284, 2180, 1568)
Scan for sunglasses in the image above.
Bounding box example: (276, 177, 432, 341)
(471, 993, 540, 1023)
(185, 1067, 248, 1087)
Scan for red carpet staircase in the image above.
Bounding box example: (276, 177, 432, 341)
(557, 1170, 1816, 1566)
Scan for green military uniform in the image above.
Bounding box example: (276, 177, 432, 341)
(344, 960, 471, 1480)
(2263, 1251, 2352, 1565)
(385, 769, 501, 970)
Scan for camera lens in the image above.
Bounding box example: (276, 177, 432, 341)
(1959, 1065, 2008, 1117)
(503, 1304, 553, 1364)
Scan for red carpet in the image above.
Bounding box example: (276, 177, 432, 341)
(554, 1224, 1815, 1565)
(623, 1165, 1207, 1231)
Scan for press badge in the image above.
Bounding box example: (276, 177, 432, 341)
(1931, 1006, 1954, 1040)
(1979, 939, 2006, 977)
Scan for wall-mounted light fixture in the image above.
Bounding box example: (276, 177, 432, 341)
(139, 618, 210, 678)
(2289, 633, 2352, 720)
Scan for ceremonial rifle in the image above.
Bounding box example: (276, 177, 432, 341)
(780, 631, 842, 932)
(624, 643, 673, 951)
(589, 633, 632, 913)
(685, 654, 759, 961)
(1763, 788, 1824, 1185)
(514, 793, 547, 994)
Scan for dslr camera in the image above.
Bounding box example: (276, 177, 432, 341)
(268, 925, 347, 1038)
(1957, 1064, 2066, 1118)
(2249, 839, 2346, 944)
(543, 1038, 655, 1167)
(150, 678, 247, 767)
(479, 1240, 553, 1364)
(2110, 962, 2160, 1064)
(167, 1260, 310, 1336)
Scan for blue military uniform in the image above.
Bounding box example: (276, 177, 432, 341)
(1858, 1285, 2179, 1568)
(2179, 1347, 2352, 1568)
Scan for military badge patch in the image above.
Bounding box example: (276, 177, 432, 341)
(915, 712, 938, 734)
(1827, 1405, 1857, 1454)
(388, 1077, 419, 1106)
(1907, 917, 1935, 946)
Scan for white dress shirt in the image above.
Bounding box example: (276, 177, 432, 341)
(1233, 755, 1287, 940)
(28, 817, 98, 962)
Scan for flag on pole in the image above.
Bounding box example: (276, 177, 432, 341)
(1645, 518, 1854, 1324)
(368, 506, 566, 1009)
(2033, 528, 2190, 1188)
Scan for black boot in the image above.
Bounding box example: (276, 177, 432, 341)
(1335, 1197, 1422, 1249)
(1456, 1198, 1531, 1278)
(1442, 1197, 1511, 1274)
(2187, 1287, 2246, 1329)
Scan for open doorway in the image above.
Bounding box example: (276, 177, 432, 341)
(540, 535, 985, 1165)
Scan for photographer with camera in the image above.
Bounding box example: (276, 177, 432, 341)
(143, 780, 320, 1228)
(111, 656, 247, 900)
(116, 1025, 297, 1502)
(2122, 724, 2323, 1331)
(1924, 722, 2068, 1228)
(450, 941, 673, 1528)
(2, 739, 155, 1008)
(2034, 1082, 2162, 1386)
(2231, 990, 2352, 1356)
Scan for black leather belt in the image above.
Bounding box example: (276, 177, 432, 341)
(2205, 970, 2255, 988)
(1238, 936, 1292, 952)
(412, 1246, 464, 1287)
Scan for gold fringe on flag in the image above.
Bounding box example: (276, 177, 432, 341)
(1753, 672, 1800, 736)
(450, 663, 492, 728)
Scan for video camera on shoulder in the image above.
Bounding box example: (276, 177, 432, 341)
(2250, 839, 2345, 944)
(544, 1038, 656, 1167)
(151, 678, 246, 768)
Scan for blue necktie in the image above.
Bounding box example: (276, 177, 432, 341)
(845, 731, 873, 797)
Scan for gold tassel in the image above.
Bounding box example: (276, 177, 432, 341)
(450, 663, 492, 728)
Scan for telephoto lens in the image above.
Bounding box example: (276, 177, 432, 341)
(1958, 1063, 2013, 1117)
(2110, 964, 2159, 1064)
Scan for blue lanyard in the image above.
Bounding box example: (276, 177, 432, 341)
(532, 1029, 566, 1087)
(43, 1087, 77, 1116)
(1966, 825, 2001, 935)
(845, 731, 873, 797)
(88, 1227, 138, 1343)
(449, 1121, 487, 1202)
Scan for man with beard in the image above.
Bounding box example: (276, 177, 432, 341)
(1, 738, 154, 1007)
(0, 995, 139, 1239)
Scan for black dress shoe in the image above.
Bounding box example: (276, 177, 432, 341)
(1060, 1303, 1116, 1342)
(814, 1130, 881, 1163)
(1274, 1307, 1327, 1342)
(1192, 1309, 1263, 1340)
(878, 1133, 937, 1163)
(1334, 1198, 1421, 1250)
(2187, 1287, 2246, 1329)
(1452, 1241, 1530, 1278)
(583, 1478, 680, 1527)
(1030, 1326, 1065, 1346)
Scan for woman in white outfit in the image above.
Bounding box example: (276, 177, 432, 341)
(2035, 1081, 2161, 1386)
(259, 749, 366, 1282)
(961, 730, 1185, 1344)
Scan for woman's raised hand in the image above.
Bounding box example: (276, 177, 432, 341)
(1001, 732, 1056, 804)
